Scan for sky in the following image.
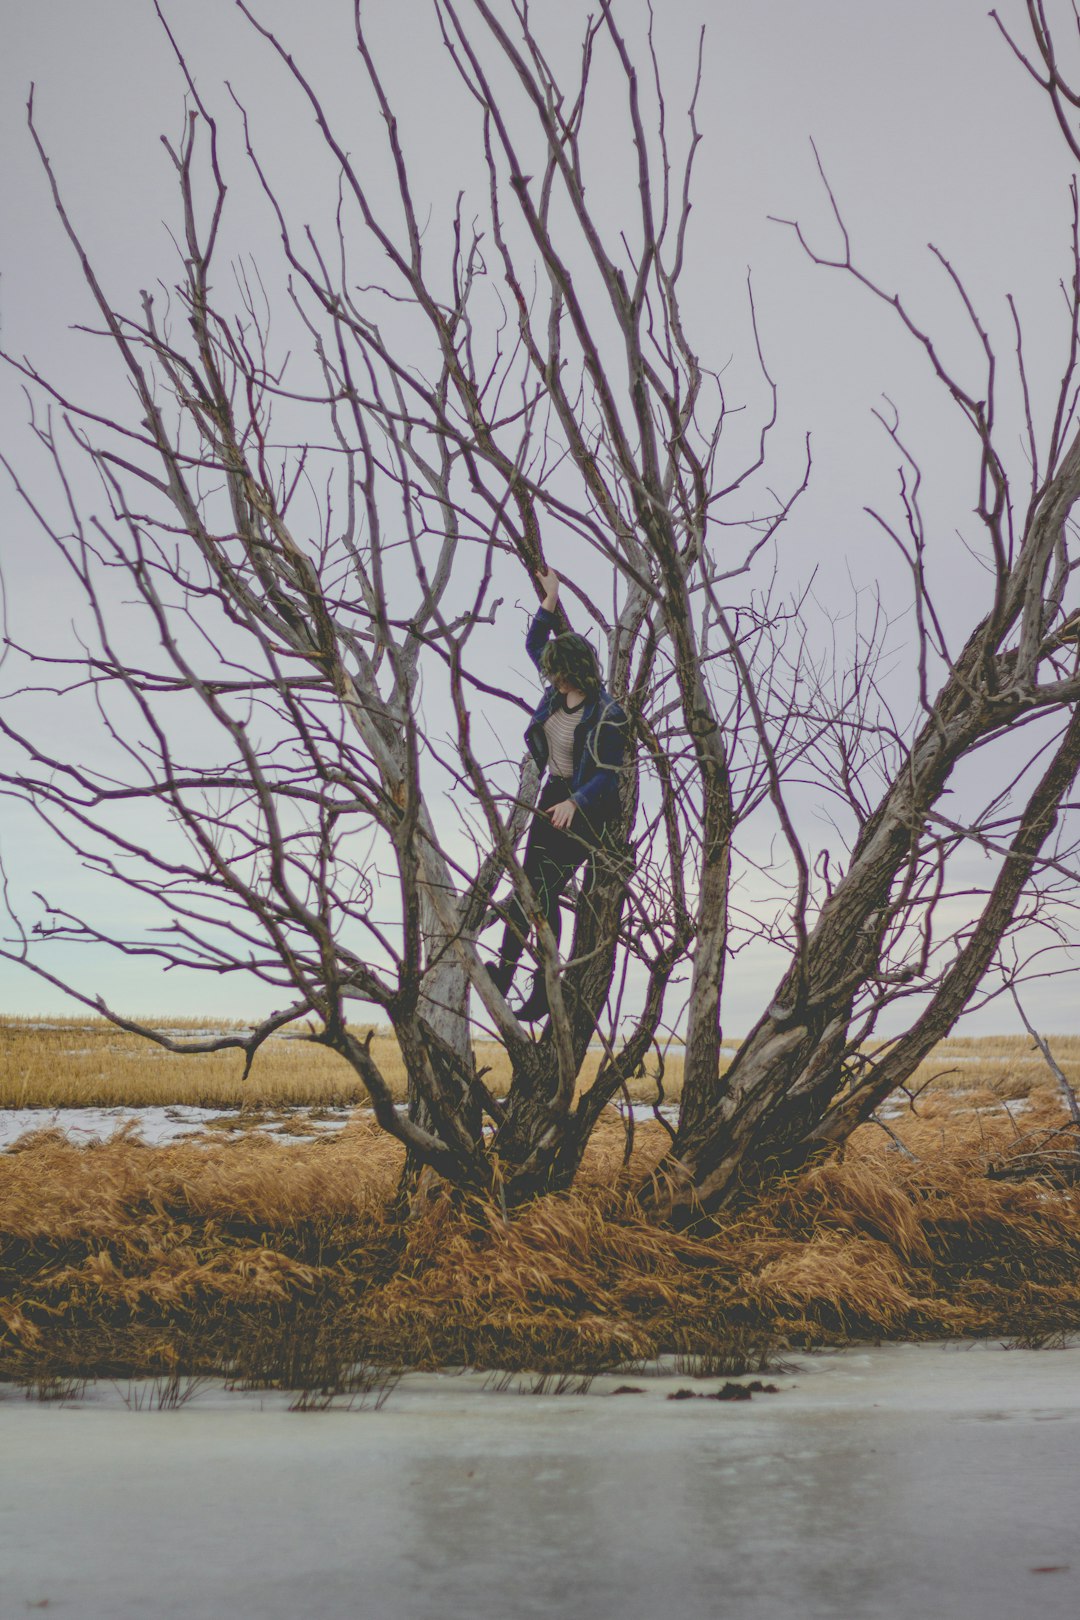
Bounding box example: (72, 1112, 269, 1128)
(2, 0, 1080, 1032)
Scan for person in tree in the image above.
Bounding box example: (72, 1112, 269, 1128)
(486, 568, 629, 1022)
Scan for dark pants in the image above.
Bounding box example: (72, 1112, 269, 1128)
(495, 777, 608, 982)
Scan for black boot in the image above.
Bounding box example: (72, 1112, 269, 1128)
(514, 973, 551, 1023)
(484, 961, 514, 998)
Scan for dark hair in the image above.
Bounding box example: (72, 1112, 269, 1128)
(540, 632, 602, 694)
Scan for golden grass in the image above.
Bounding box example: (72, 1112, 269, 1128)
(3, 1073, 1079, 1384)
(6, 1015, 1077, 1115)
(902, 1032, 1080, 1102)
(0, 1016, 680, 1110)
(0, 1016, 402, 1110)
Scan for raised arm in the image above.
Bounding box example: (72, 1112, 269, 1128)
(525, 567, 561, 671)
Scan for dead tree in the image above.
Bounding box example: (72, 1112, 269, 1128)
(4, 1, 1080, 1217)
(1, 0, 795, 1205)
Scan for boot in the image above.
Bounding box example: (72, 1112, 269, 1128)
(513, 972, 551, 1024)
(484, 961, 514, 998)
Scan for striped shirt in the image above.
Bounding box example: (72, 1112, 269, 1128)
(543, 698, 585, 780)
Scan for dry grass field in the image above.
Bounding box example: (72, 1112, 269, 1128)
(4, 1015, 1079, 1113)
(0, 1016, 634, 1111)
(3, 1018, 1080, 1388)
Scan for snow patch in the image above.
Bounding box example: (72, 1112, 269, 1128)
(0, 1104, 358, 1152)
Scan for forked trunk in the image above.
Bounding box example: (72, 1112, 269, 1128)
(656, 679, 1080, 1220)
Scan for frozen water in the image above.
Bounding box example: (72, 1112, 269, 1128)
(0, 1098, 681, 1151)
(2, 1342, 1078, 1619)
(0, 1103, 358, 1151)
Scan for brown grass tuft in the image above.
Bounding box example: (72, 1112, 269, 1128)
(3, 1075, 1080, 1383)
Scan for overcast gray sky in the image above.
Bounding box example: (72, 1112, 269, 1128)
(3, 0, 1079, 1031)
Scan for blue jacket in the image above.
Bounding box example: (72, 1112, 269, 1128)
(523, 607, 628, 821)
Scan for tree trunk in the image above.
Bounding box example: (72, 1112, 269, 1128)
(655, 643, 999, 1216)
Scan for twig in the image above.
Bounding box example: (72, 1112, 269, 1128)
(1011, 985, 1080, 1132)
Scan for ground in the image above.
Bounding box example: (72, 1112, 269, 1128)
(4, 1342, 1079, 1620)
(3, 1020, 1080, 1616)
(2, 1020, 1080, 1381)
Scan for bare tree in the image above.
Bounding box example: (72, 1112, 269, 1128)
(4, 0, 1080, 1218)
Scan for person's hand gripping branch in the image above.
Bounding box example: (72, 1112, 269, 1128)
(537, 567, 559, 612)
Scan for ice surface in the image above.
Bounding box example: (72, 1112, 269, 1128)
(0, 1097, 686, 1151)
(0, 1103, 357, 1151)
(2, 1342, 1079, 1620)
